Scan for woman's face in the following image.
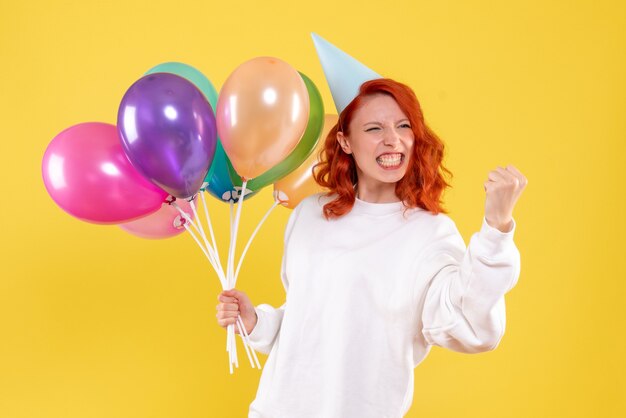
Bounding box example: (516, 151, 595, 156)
(337, 93, 415, 189)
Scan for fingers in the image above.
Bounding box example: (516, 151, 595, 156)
(496, 166, 528, 190)
(484, 164, 528, 197)
(216, 302, 239, 311)
(487, 169, 504, 182)
(216, 289, 249, 332)
(217, 309, 240, 319)
(218, 289, 240, 304)
(219, 288, 246, 300)
(504, 164, 528, 188)
(217, 316, 240, 329)
(487, 166, 526, 186)
(216, 307, 241, 331)
(495, 167, 519, 187)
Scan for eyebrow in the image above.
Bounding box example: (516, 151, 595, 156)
(363, 119, 410, 126)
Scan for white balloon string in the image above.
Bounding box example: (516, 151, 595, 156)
(228, 181, 263, 368)
(189, 198, 226, 285)
(172, 201, 204, 241)
(175, 194, 260, 372)
(180, 223, 224, 287)
(227, 323, 230, 353)
(225, 182, 247, 373)
(229, 200, 234, 231)
(227, 201, 235, 289)
(199, 191, 223, 279)
(173, 202, 225, 289)
(175, 201, 226, 284)
(225, 198, 235, 373)
(194, 195, 241, 370)
(229, 323, 238, 370)
(227, 325, 234, 374)
(189, 197, 214, 257)
(229, 180, 248, 291)
(236, 318, 255, 368)
(237, 315, 262, 369)
(172, 201, 203, 237)
(234, 200, 280, 285)
(230, 197, 238, 289)
(173, 198, 232, 371)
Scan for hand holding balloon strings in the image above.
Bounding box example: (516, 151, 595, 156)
(169, 189, 261, 371)
(161, 167, 275, 372)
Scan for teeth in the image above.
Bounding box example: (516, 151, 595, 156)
(376, 154, 403, 166)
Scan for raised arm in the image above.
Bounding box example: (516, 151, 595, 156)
(418, 215, 521, 353)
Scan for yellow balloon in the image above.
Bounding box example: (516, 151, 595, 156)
(274, 114, 338, 209)
(216, 57, 310, 180)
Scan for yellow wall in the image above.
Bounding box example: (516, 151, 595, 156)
(1, 0, 624, 416)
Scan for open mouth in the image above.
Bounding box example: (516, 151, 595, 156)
(376, 153, 405, 169)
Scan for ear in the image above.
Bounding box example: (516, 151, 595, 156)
(336, 131, 352, 154)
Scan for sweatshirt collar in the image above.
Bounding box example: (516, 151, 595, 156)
(350, 196, 406, 216)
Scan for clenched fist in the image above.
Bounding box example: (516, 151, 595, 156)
(484, 164, 528, 232)
(216, 288, 258, 335)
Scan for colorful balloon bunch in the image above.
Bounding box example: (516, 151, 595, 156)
(42, 59, 333, 373)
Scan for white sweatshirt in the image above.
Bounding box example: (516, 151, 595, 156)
(247, 193, 521, 418)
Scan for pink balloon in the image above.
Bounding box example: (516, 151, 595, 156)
(119, 197, 194, 239)
(42, 122, 169, 224)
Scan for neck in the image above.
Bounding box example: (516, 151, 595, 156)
(355, 182, 400, 203)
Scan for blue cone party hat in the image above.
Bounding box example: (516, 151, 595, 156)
(311, 32, 382, 114)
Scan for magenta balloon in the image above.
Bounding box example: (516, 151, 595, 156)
(119, 197, 193, 239)
(117, 73, 217, 199)
(42, 122, 169, 224)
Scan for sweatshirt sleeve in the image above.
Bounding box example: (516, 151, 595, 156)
(246, 201, 303, 354)
(418, 215, 521, 354)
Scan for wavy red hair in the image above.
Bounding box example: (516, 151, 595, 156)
(312, 78, 453, 219)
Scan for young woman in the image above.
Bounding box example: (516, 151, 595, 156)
(217, 78, 527, 418)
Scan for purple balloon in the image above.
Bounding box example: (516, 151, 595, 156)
(42, 122, 169, 224)
(117, 73, 217, 199)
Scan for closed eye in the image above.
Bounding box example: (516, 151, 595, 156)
(365, 127, 381, 132)
(399, 123, 411, 129)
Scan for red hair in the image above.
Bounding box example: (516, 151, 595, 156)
(312, 78, 453, 219)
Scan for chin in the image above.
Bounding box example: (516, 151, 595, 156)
(379, 168, 408, 183)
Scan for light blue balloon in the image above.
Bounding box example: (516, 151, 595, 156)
(145, 62, 218, 112)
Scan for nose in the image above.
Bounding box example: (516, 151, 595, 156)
(383, 127, 401, 146)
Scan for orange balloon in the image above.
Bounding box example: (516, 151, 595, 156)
(216, 57, 310, 180)
(273, 114, 338, 209)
